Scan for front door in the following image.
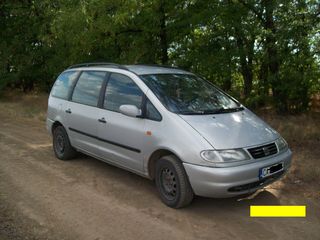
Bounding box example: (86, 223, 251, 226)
(97, 72, 145, 172)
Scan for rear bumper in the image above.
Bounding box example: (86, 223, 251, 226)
(183, 149, 292, 198)
(46, 118, 54, 136)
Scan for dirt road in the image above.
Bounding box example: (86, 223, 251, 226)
(0, 112, 319, 240)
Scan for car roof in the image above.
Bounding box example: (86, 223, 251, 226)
(124, 65, 190, 75)
(66, 63, 191, 75)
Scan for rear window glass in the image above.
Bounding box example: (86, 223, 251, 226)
(51, 71, 79, 99)
(71, 71, 106, 107)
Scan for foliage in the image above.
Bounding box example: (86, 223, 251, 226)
(0, 0, 319, 113)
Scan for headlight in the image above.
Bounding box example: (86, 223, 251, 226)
(200, 149, 251, 163)
(276, 137, 288, 152)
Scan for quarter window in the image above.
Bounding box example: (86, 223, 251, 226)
(71, 71, 106, 107)
(146, 100, 162, 121)
(104, 73, 143, 112)
(51, 71, 79, 99)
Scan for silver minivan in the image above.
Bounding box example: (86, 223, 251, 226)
(47, 63, 292, 208)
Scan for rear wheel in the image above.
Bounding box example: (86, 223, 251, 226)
(53, 126, 77, 160)
(155, 155, 194, 208)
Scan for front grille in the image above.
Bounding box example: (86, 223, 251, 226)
(248, 142, 278, 159)
(228, 170, 284, 192)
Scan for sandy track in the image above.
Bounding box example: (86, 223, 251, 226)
(0, 114, 319, 240)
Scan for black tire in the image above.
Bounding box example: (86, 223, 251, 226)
(155, 155, 194, 208)
(53, 126, 77, 160)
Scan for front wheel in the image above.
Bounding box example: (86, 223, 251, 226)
(155, 155, 194, 208)
(53, 126, 77, 160)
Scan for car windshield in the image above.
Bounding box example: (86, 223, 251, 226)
(140, 74, 242, 115)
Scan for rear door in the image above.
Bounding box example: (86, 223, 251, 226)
(65, 71, 106, 156)
(97, 72, 146, 172)
(48, 70, 80, 129)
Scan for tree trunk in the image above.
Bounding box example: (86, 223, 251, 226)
(235, 32, 253, 97)
(258, 54, 269, 97)
(262, 0, 285, 110)
(159, 0, 168, 64)
(223, 37, 232, 91)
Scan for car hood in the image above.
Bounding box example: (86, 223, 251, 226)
(179, 109, 279, 149)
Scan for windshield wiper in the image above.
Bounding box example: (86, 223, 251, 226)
(178, 107, 244, 115)
(177, 106, 244, 115)
(206, 107, 244, 114)
(177, 110, 205, 115)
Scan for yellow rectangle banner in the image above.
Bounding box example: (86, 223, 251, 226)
(250, 206, 306, 217)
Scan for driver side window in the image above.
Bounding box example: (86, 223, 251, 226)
(104, 73, 143, 112)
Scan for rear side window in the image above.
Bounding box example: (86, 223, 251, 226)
(51, 71, 79, 99)
(104, 73, 143, 112)
(71, 71, 106, 107)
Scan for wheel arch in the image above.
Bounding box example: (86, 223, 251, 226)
(51, 121, 63, 134)
(147, 149, 182, 180)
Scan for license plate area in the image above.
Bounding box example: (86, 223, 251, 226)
(259, 162, 284, 179)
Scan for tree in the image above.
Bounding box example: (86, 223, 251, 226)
(0, 0, 319, 113)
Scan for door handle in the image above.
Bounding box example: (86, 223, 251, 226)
(65, 109, 72, 114)
(98, 118, 107, 124)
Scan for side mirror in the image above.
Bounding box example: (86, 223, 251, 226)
(119, 105, 142, 118)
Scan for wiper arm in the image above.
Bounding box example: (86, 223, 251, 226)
(228, 106, 244, 112)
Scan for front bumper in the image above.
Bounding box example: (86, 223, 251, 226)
(183, 149, 292, 198)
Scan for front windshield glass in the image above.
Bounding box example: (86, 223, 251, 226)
(140, 74, 241, 115)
